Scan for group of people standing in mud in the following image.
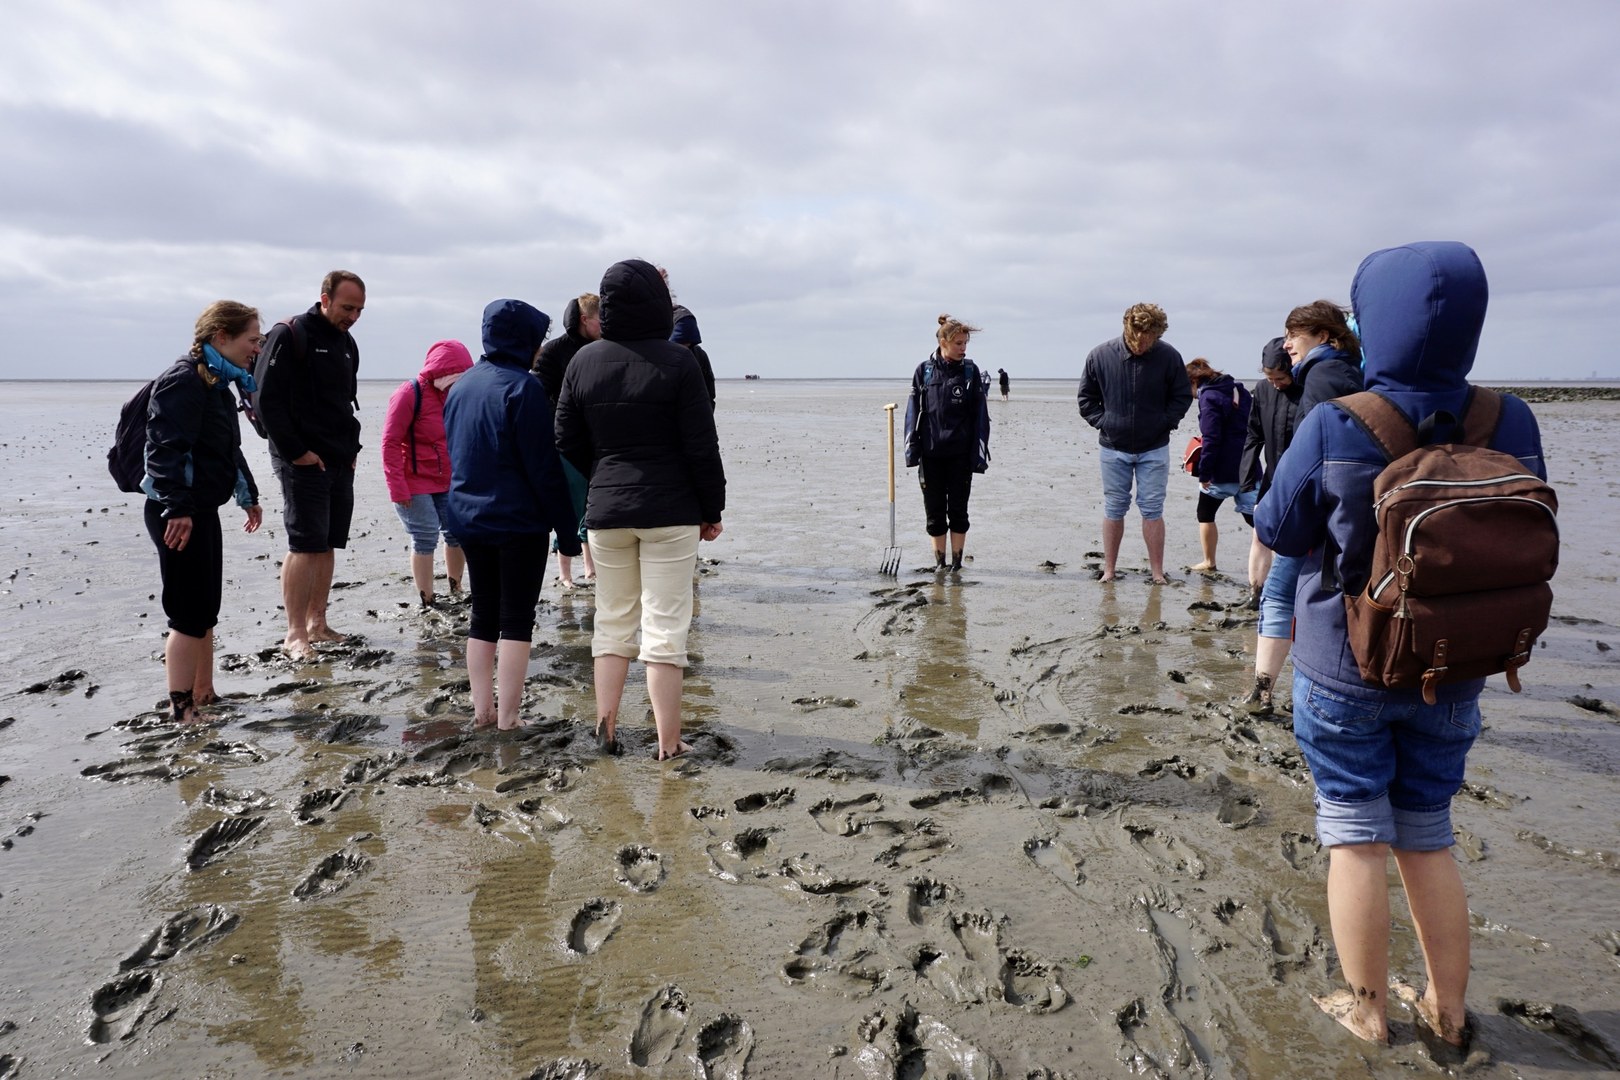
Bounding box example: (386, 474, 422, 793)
(902, 242, 1549, 1061)
(141, 260, 724, 761)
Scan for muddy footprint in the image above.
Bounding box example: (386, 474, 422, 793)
(565, 898, 623, 956)
(733, 788, 795, 813)
(1024, 834, 1086, 886)
(706, 827, 777, 883)
(906, 876, 961, 926)
(694, 1013, 754, 1080)
(808, 792, 882, 834)
(292, 849, 370, 900)
(121, 905, 238, 970)
(855, 1004, 999, 1079)
(293, 788, 349, 825)
(776, 855, 875, 897)
(782, 909, 892, 997)
(629, 984, 691, 1068)
(1499, 999, 1620, 1068)
(615, 845, 666, 893)
(88, 970, 164, 1043)
(186, 816, 265, 871)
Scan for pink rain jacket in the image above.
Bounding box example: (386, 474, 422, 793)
(380, 340, 473, 502)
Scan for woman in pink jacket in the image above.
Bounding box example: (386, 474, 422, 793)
(381, 340, 474, 607)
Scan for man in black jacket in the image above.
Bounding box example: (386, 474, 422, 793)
(258, 270, 365, 661)
(1077, 302, 1193, 584)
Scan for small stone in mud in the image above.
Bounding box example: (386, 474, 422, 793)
(0, 717, 14, 731)
(689, 805, 727, 820)
(22, 668, 87, 694)
(1568, 694, 1614, 714)
(791, 694, 859, 710)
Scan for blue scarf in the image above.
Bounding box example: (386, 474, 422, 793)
(202, 343, 257, 393)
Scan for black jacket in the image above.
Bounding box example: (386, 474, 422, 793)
(555, 260, 726, 529)
(671, 304, 717, 406)
(1294, 346, 1362, 420)
(258, 304, 361, 465)
(1240, 376, 1302, 495)
(1077, 336, 1193, 453)
(534, 297, 588, 405)
(145, 357, 258, 519)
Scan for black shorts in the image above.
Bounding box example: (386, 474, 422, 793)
(145, 500, 223, 639)
(918, 454, 974, 537)
(275, 458, 355, 553)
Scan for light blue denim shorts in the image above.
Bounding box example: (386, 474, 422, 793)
(1099, 445, 1169, 521)
(1292, 673, 1481, 851)
(394, 491, 459, 555)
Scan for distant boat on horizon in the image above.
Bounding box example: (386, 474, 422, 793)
(743, 374, 761, 380)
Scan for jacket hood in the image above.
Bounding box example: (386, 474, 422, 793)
(420, 339, 473, 381)
(1351, 241, 1487, 395)
(481, 299, 551, 365)
(1261, 337, 1290, 372)
(599, 260, 674, 342)
(560, 297, 582, 339)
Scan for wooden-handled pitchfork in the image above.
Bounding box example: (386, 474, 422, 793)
(881, 403, 901, 576)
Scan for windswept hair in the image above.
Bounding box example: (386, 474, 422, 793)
(936, 313, 982, 345)
(190, 300, 260, 361)
(1285, 300, 1360, 359)
(578, 292, 601, 319)
(321, 269, 366, 299)
(1185, 356, 1222, 388)
(1122, 302, 1168, 351)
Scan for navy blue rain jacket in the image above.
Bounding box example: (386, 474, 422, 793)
(442, 299, 581, 553)
(1256, 241, 1546, 702)
(1194, 373, 1251, 485)
(903, 354, 990, 470)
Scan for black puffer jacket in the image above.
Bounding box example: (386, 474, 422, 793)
(534, 297, 588, 405)
(146, 357, 258, 519)
(258, 304, 361, 466)
(555, 260, 725, 528)
(1240, 376, 1302, 495)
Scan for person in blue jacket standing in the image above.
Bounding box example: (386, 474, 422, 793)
(904, 314, 990, 573)
(1257, 242, 1546, 1057)
(443, 299, 581, 730)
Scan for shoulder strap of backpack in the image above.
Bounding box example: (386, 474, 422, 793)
(1458, 385, 1502, 448)
(1332, 391, 1419, 463)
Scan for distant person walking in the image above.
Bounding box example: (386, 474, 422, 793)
(557, 259, 726, 760)
(257, 270, 366, 661)
(903, 315, 991, 573)
(1077, 303, 1193, 584)
(380, 340, 473, 609)
(144, 301, 264, 722)
(998, 367, 1010, 401)
(443, 300, 581, 730)
(1184, 357, 1253, 573)
(1257, 241, 1545, 1056)
(535, 293, 603, 589)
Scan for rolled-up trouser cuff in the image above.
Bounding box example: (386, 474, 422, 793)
(1392, 804, 1456, 852)
(1314, 790, 1396, 848)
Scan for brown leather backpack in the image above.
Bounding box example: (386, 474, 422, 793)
(1334, 387, 1558, 703)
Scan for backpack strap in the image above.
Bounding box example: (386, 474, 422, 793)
(407, 379, 422, 473)
(1331, 391, 1419, 463)
(1458, 385, 1503, 448)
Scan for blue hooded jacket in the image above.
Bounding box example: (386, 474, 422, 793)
(1255, 241, 1546, 702)
(442, 299, 581, 551)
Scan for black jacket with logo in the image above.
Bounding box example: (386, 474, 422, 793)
(258, 303, 361, 466)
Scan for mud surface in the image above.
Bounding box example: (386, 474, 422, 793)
(2, 379, 1618, 1077)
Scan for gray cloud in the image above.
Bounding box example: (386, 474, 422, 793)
(1, 0, 1616, 381)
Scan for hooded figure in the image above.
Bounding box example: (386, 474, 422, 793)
(1253, 244, 1547, 1052)
(1258, 241, 1546, 702)
(443, 300, 579, 548)
(534, 297, 588, 405)
(554, 258, 726, 761)
(381, 340, 474, 503)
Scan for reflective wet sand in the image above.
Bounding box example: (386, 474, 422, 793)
(2, 379, 1617, 1077)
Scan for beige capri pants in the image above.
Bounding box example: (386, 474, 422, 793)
(588, 525, 701, 666)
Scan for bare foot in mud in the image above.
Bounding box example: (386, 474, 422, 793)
(193, 687, 219, 707)
(308, 626, 347, 644)
(473, 713, 498, 730)
(1390, 978, 1469, 1053)
(1097, 570, 1116, 583)
(496, 717, 538, 732)
(1188, 561, 1216, 573)
(281, 638, 318, 662)
(657, 741, 694, 761)
(1313, 988, 1389, 1045)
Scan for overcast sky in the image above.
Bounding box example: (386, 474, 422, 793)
(3, 1, 1617, 382)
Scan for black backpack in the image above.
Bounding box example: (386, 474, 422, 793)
(108, 380, 156, 493)
(241, 315, 309, 439)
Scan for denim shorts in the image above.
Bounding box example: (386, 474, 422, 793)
(1292, 673, 1481, 851)
(1202, 480, 1257, 516)
(1099, 445, 1169, 521)
(1257, 552, 1303, 639)
(393, 491, 459, 555)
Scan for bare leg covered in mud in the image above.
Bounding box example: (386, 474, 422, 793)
(593, 654, 630, 752)
(164, 628, 206, 723)
(190, 628, 217, 706)
(1100, 518, 1124, 581)
(1143, 517, 1167, 584)
(1393, 847, 1472, 1048)
(648, 662, 690, 759)
(1315, 842, 1393, 1044)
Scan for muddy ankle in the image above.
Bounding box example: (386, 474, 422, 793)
(169, 689, 196, 723)
(950, 551, 963, 571)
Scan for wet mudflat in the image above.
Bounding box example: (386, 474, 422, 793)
(2, 379, 1618, 1079)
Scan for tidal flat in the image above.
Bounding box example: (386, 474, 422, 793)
(2, 378, 1617, 1078)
